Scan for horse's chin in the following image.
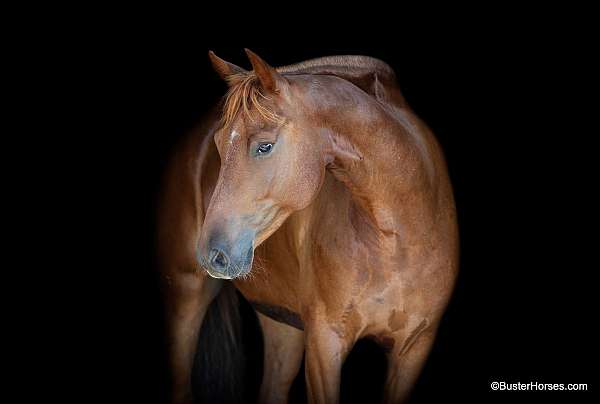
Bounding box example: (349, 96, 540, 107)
(254, 212, 291, 247)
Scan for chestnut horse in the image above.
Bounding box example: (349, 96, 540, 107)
(158, 49, 458, 404)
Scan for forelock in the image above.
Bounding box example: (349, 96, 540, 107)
(221, 73, 283, 128)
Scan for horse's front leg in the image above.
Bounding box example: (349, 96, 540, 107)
(304, 316, 352, 404)
(163, 269, 222, 404)
(383, 324, 436, 404)
(258, 312, 304, 404)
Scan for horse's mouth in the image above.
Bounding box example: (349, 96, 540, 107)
(205, 269, 234, 280)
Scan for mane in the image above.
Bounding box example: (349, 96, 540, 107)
(276, 55, 396, 81)
(220, 55, 397, 128)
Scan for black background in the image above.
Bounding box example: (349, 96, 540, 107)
(42, 9, 596, 404)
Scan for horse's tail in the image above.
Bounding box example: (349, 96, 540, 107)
(193, 282, 245, 403)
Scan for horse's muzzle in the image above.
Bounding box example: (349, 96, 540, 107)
(199, 229, 254, 279)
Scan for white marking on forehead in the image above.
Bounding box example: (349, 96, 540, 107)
(229, 130, 239, 143)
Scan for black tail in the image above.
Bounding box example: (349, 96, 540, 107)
(193, 282, 245, 403)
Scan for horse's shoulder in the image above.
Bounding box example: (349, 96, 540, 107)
(157, 110, 221, 239)
(195, 116, 221, 211)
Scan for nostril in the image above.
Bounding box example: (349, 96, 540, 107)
(209, 248, 229, 271)
(214, 252, 227, 267)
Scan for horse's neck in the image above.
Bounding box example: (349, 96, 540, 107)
(322, 103, 426, 236)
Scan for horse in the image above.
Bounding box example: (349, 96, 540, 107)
(157, 49, 458, 404)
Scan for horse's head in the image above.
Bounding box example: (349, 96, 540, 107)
(198, 50, 330, 279)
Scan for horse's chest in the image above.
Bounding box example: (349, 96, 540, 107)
(233, 276, 305, 330)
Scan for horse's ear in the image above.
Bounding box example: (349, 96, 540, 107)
(208, 51, 247, 84)
(244, 48, 286, 94)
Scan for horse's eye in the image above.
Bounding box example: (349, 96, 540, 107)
(256, 143, 273, 155)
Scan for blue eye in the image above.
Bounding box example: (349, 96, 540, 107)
(256, 143, 273, 155)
